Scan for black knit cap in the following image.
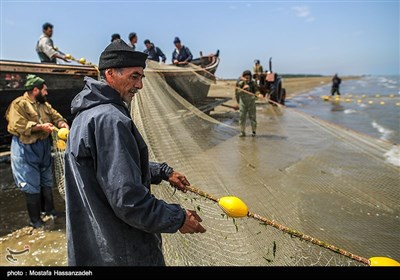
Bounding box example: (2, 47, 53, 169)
(111, 33, 121, 42)
(242, 70, 252, 77)
(99, 40, 148, 70)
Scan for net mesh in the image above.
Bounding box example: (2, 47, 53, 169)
(53, 62, 399, 266)
(52, 135, 66, 199)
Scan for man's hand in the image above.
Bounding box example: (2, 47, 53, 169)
(173, 59, 179, 65)
(33, 123, 54, 134)
(179, 210, 206, 234)
(168, 171, 189, 193)
(61, 55, 70, 63)
(57, 121, 69, 130)
(54, 54, 70, 63)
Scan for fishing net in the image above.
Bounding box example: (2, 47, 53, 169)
(52, 132, 66, 199)
(53, 62, 399, 266)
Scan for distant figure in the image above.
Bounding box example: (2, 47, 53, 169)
(144, 39, 166, 63)
(253, 59, 264, 85)
(36, 22, 70, 63)
(6, 74, 69, 228)
(172, 37, 193, 65)
(235, 70, 259, 137)
(331, 73, 342, 96)
(128, 32, 138, 50)
(111, 33, 121, 42)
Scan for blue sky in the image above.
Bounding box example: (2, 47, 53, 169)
(1, 0, 398, 78)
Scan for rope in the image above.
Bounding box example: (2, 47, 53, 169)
(185, 184, 371, 266)
(58, 49, 100, 75)
(186, 60, 285, 108)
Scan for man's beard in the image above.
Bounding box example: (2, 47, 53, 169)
(35, 92, 47, 104)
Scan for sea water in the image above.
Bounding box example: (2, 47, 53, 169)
(288, 75, 400, 144)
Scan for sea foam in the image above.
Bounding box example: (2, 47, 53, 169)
(384, 145, 400, 167)
(372, 121, 393, 141)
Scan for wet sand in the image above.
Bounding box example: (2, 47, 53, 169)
(0, 162, 67, 266)
(208, 76, 360, 114)
(0, 76, 362, 266)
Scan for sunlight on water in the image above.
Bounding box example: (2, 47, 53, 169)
(291, 75, 400, 144)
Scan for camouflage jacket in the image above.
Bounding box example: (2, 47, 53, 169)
(6, 92, 65, 144)
(235, 79, 258, 103)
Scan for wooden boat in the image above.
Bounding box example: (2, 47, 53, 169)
(0, 60, 98, 149)
(0, 52, 220, 149)
(159, 51, 220, 105)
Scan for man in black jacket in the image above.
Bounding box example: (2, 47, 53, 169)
(331, 73, 342, 96)
(144, 39, 166, 63)
(172, 37, 193, 65)
(65, 40, 205, 266)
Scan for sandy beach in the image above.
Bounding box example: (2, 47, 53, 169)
(0, 76, 362, 266)
(207, 76, 360, 113)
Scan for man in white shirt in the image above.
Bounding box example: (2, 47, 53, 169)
(36, 22, 69, 63)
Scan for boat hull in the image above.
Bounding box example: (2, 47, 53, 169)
(162, 55, 219, 105)
(0, 60, 98, 149)
(0, 54, 219, 149)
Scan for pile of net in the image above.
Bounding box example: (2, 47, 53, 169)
(53, 62, 399, 266)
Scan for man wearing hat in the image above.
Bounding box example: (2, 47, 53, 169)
(64, 39, 205, 266)
(143, 39, 166, 63)
(6, 74, 69, 228)
(235, 70, 259, 137)
(172, 36, 193, 65)
(111, 33, 121, 42)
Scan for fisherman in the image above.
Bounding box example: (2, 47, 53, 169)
(128, 32, 138, 50)
(64, 40, 206, 266)
(111, 33, 121, 42)
(144, 39, 166, 63)
(253, 59, 264, 85)
(36, 22, 70, 63)
(6, 74, 69, 228)
(331, 73, 342, 96)
(235, 70, 259, 137)
(172, 37, 193, 65)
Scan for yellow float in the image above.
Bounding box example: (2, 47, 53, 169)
(218, 196, 249, 218)
(57, 128, 69, 140)
(56, 139, 66, 150)
(369, 257, 400, 267)
(79, 58, 86, 65)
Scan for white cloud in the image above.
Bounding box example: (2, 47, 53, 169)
(229, 5, 237, 10)
(292, 6, 314, 22)
(292, 6, 310, 18)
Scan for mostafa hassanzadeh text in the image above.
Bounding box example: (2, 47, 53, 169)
(14, 269, 93, 277)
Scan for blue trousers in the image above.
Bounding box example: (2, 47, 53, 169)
(10, 136, 53, 194)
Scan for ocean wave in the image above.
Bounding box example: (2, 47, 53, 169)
(371, 121, 393, 141)
(344, 109, 357, 114)
(384, 145, 400, 167)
